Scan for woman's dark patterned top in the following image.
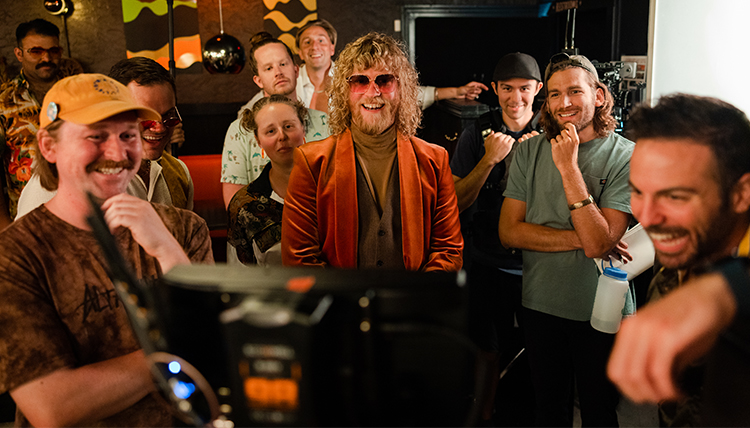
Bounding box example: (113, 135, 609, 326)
(227, 163, 284, 265)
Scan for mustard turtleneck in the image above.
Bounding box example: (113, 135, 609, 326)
(351, 123, 398, 213)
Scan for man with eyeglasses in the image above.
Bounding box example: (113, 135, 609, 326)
(0, 19, 79, 228)
(498, 53, 634, 426)
(221, 32, 329, 207)
(15, 57, 194, 217)
(281, 32, 463, 271)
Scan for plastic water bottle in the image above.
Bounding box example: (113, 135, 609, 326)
(590, 267, 629, 334)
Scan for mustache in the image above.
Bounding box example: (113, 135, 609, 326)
(85, 159, 136, 173)
(360, 96, 386, 104)
(644, 225, 687, 236)
(36, 62, 57, 69)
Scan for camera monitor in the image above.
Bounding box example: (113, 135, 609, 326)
(86, 195, 481, 427)
(160, 265, 478, 427)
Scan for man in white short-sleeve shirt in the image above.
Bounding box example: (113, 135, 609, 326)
(220, 33, 330, 207)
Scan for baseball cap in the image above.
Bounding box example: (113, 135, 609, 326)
(40, 73, 160, 128)
(493, 52, 542, 83)
(544, 52, 599, 83)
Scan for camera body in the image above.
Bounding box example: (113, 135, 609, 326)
(592, 60, 645, 133)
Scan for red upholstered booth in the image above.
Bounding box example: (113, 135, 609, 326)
(180, 154, 227, 262)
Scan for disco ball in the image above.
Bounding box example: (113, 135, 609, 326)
(202, 34, 246, 74)
(44, 0, 69, 15)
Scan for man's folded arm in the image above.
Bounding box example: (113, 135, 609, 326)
(498, 197, 582, 252)
(559, 164, 631, 258)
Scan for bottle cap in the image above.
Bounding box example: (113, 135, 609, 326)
(603, 266, 628, 281)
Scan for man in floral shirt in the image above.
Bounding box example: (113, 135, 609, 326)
(0, 19, 79, 227)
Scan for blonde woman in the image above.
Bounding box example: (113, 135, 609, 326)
(228, 95, 307, 265)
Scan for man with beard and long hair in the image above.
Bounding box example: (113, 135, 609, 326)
(608, 94, 750, 426)
(0, 19, 82, 228)
(281, 32, 462, 271)
(498, 53, 634, 427)
(0, 73, 213, 427)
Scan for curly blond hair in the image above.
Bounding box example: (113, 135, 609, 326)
(327, 32, 421, 137)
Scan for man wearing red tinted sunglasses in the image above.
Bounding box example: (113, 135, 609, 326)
(109, 57, 193, 211)
(15, 58, 194, 218)
(0, 19, 76, 228)
(282, 33, 463, 272)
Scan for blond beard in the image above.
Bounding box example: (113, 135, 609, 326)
(350, 96, 398, 135)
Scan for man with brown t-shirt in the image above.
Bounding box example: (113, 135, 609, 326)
(0, 73, 213, 427)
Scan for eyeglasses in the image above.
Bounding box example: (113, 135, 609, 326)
(24, 46, 63, 58)
(141, 107, 182, 130)
(347, 74, 399, 94)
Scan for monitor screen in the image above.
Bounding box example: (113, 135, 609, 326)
(154, 265, 477, 427)
(87, 191, 481, 427)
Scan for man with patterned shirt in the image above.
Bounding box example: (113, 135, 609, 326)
(0, 19, 78, 227)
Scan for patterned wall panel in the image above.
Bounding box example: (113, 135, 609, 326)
(263, 0, 317, 52)
(121, 0, 203, 72)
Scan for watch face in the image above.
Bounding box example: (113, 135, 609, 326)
(570, 195, 594, 210)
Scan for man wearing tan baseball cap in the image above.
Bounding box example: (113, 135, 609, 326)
(0, 73, 213, 427)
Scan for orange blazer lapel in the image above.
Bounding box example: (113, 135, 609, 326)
(331, 129, 359, 267)
(397, 134, 425, 270)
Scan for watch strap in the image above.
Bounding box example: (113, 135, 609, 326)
(569, 195, 594, 211)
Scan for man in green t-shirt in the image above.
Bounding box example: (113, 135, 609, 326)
(499, 53, 634, 426)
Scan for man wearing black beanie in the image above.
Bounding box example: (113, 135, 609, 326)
(449, 52, 543, 425)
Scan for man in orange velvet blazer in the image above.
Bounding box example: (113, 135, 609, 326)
(282, 33, 463, 271)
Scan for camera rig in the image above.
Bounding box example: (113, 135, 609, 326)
(592, 60, 645, 134)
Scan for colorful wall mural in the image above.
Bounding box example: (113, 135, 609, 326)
(263, 0, 317, 52)
(121, 0, 203, 73)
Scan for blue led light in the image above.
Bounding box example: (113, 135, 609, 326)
(173, 381, 196, 399)
(168, 361, 181, 374)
